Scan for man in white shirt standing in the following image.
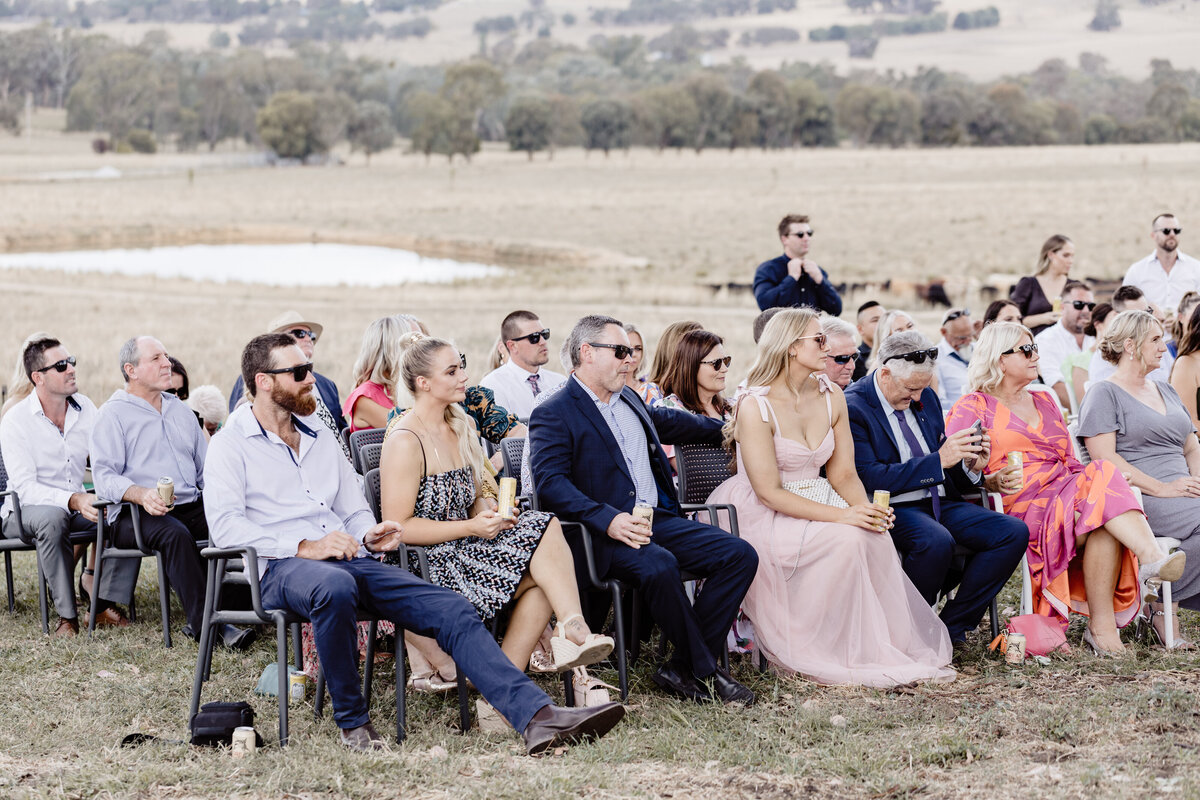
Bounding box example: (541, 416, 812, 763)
(480, 311, 567, 419)
(0, 337, 137, 636)
(935, 308, 974, 410)
(1123, 212, 1200, 311)
(1035, 281, 1095, 409)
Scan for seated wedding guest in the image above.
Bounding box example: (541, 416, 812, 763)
(870, 310, 916, 369)
(1168, 291, 1200, 358)
(854, 301, 886, 382)
(1080, 310, 1200, 649)
(845, 330, 1027, 652)
(1035, 280, 1095, 409)
(1011, 234, 1074, 336)
(820, 316, 860, 390)
(982, 300, 1023, 327)
(205, 333, 624, 752)
(639, 320, 702, 405)
(488, 335, 506, 372)
(947, 322, 1184, 654)
(91, 336, 254, 647)
(657, 330, 732, 422)
(935, 308, 974, 409)
(753, 308, 785, 345)
(0, 337, 139, 636)
(529, 315, 758, 706)
(622, 323, 646, 393)
(481, 311, 567, 419)
(707, 310, 954, 685)
(1086, 286, 1175, 387)
(167, 356, 190, 401)
(1074, 302, 1114, 405)
(1169, 304, 1200, 433)
(381, 333, 614, 724)
(344, 316, 406, 432)
(1, 331, 51, 417)
(188, 385, 228, 439)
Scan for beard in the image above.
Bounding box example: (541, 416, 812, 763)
(271, 382, 317, 416)
(1163, 239, 1178, 253)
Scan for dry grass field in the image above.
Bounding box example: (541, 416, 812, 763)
(1, 120, 1200, 799)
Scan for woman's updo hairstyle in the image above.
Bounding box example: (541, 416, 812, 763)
(1098, 310, 1162, 367)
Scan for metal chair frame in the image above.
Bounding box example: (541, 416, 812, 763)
(89, 501, 174, 645)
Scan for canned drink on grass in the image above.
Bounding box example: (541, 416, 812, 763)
(498, 477, 517, 520)
(157, 477, 175, 508)
(288, 671, 308, 704)
(1005, 632, 1026, 664)
(231, 726, 256, 758)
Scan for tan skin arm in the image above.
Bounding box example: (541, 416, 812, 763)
(351, 396, 392, 431)
(1170, 356, 1200, 436)
(1071, 363, 1088, 410)
(1085, 430, 1200, 498)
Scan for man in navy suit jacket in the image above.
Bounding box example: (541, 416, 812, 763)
(529, 315, 758, 706)
(844, 331, 1026, 647)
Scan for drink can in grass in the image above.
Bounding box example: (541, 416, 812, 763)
(231, 726, 256, 758)
(288, 671, 308, 704)
(1005, 632, 1026, 664)
(157, 477, 175, 508)
(498, 477, 518, 520)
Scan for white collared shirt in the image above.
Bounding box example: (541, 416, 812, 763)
(1084, 348, 1174, 392)
(204, 404, 374, 577)
(1123, 250, 1200, 311)
(479, 359, 566, 419)
(934, 338, 971, 409)
(872, 372, 945, 504)
(1034, 322, 1094, 389)
(0, 391, 95, 517)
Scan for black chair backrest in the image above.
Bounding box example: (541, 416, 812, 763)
(360, 443, 383, 474)
(364, 468, 383, 522)
(349, 428, 386, 473)
(676, 443, 733, 505)
(500, 437, 526, 491)
(0, 447, 8, 492)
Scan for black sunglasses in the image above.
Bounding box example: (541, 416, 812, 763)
(510, 329, 550, 345)
(1001, 343, 1039, 358)
(589, 342, 634, 360)
(262, 362, 315, 381)
(700, 355, 732, 370)
(788, 230, 814, 238)
(830, 352, 860, 365)
(883, 348, 939, 365)
(289, 328, 318, 343)
(943, 308, 970, 323)
(458, 353, 467, 370)
(1157, 227, 1183, 235)
(35, 357, 76, 374)
(1068, 300, 1096, 311)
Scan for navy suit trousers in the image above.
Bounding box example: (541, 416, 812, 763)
(890, 498, 1028, 642)
(261, 557, 552, 731)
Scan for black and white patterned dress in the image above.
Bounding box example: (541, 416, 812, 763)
(386, 457, 551, 620)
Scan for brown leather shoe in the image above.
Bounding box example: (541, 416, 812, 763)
(339, 721, 386, 751)
(521, 702, 625, 756)
(94, 606, 130, 628)
(54, 617, 79, 638)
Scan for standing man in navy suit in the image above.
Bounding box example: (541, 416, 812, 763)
(753, 214, 843, 315)
(844, 331, 1026, 649)
(529, 315, 758, 706)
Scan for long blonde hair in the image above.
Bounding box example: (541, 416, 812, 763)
(870, 310, 914, 368)
(1, 331, 52, 418)
(966, 322, 1032, 395)
(399, 333, 493, 491)
(1035, 234, 1072, 276)
(350, 316, 407, 403)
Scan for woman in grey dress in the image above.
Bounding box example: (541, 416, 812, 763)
(1080, 310, 1200, 649)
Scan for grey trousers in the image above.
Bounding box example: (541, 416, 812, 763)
(2, 505, 139, 619)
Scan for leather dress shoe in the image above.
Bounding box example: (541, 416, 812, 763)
(340, 721, 387, 751)
(521, 702, 625, 756)
(701, 667, 755, 707)
(54, 617, 80, 638)
(94, 606, 130, 628)
(651, 663, 707, 702)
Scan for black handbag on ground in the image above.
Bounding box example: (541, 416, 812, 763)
(189, 701, 263, 747)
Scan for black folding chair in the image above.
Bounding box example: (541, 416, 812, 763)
(349, 428, 386, 474)
(359, 442, 383, 474)
(0, 449, 48, 630)
(88, 501, 174, 646)
(675, 443, 740, 537)
(500, 437, 526, 495)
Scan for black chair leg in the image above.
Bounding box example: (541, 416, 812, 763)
(188, 566, 218, 730)
(37, 561, 49, 634)
(277, 618, 290, 746)
(291, 623, 304, 671)
(611, 584, 629, 702)
(314, 669, 326, 719)
(4, 552, 12, 613)
(363, 621, 378, 708)
(456, 670, 471, 733)
(156, 553, 172, 648)
(395, 632, 406, 743)
(989, 596, 1000, 640)
(561, 671, 574, 707)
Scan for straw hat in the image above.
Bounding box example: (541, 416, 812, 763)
(267, 310, 324, 340)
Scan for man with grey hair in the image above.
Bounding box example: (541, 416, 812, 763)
(90, 336, 254, 648)
(844, 331, 1027, 653)
(529, 315, 759, 707)
(820, 316, 861, 389)
(934, 308, 974, 409)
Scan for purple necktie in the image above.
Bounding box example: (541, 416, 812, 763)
(893, 409, 941, 520)
(528, 373, 541, 397)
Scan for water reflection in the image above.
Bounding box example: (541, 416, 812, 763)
(0, 243, 506, 287)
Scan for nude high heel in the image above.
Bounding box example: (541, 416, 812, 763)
(549, 615, 615, 672)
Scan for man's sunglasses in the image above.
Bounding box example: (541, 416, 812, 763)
(1001, 343, 1039, 358)
(589, 342, 635, 360)
(1067, 301, 1095, 311)
(884, 348, 939, 365)
(510, 329, 550, 345)
(1157, 227, 1183, 235)
(788, 230, 814, 239)
(830, 352, 860, 365)
(458, 353, 467, 369)
(35, 357, 76, 374)
(943, 308, 969, 323)
(700, 356, 732, 370)
(262, 362, 315, 381)
(289, 328, 318, 343)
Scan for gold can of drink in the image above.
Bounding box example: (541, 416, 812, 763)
(231, 726, 256, 758)
(1005, 632, 1026, 664)
(632, 504, 654, 527)
(156, 477, 175, 508)
(288, 671, 308, 704)
(872, 490, 891, 509)
(1007, 451, 1024, 490)
(1052, 298, 1063, 314)
(497, 477, 517, 520)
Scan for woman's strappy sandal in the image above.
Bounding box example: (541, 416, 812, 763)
(549, 614, 615, 672)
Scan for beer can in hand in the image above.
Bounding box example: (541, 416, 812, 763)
(288, 671, 308, 704)
(498, 477, 518, 520)
(1007, 451, 1024, 490)
(157, 477, 175, 509)
(632, 504, 654, 528)
(872, 490, 891, 509)
(1005, 632, 1026, 664)
(231, 726, 256, 758)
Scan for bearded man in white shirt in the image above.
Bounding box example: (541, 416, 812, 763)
(480, 311, 567, 419)
(1123, 212, 1200, 311)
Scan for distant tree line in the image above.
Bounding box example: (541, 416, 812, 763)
(4, 24, 1200, 160)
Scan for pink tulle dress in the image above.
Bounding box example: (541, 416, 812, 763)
(707, 381, 955, 688)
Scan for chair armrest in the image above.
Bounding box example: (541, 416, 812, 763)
(200, 545, 272, 620)
(0, 489, 22, 534)
(94, 499, 154, 555)
(562, 520, 609, 590)
(400, 544, 432, 582)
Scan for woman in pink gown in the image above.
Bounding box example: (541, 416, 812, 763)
(708, 309, 955, 687)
